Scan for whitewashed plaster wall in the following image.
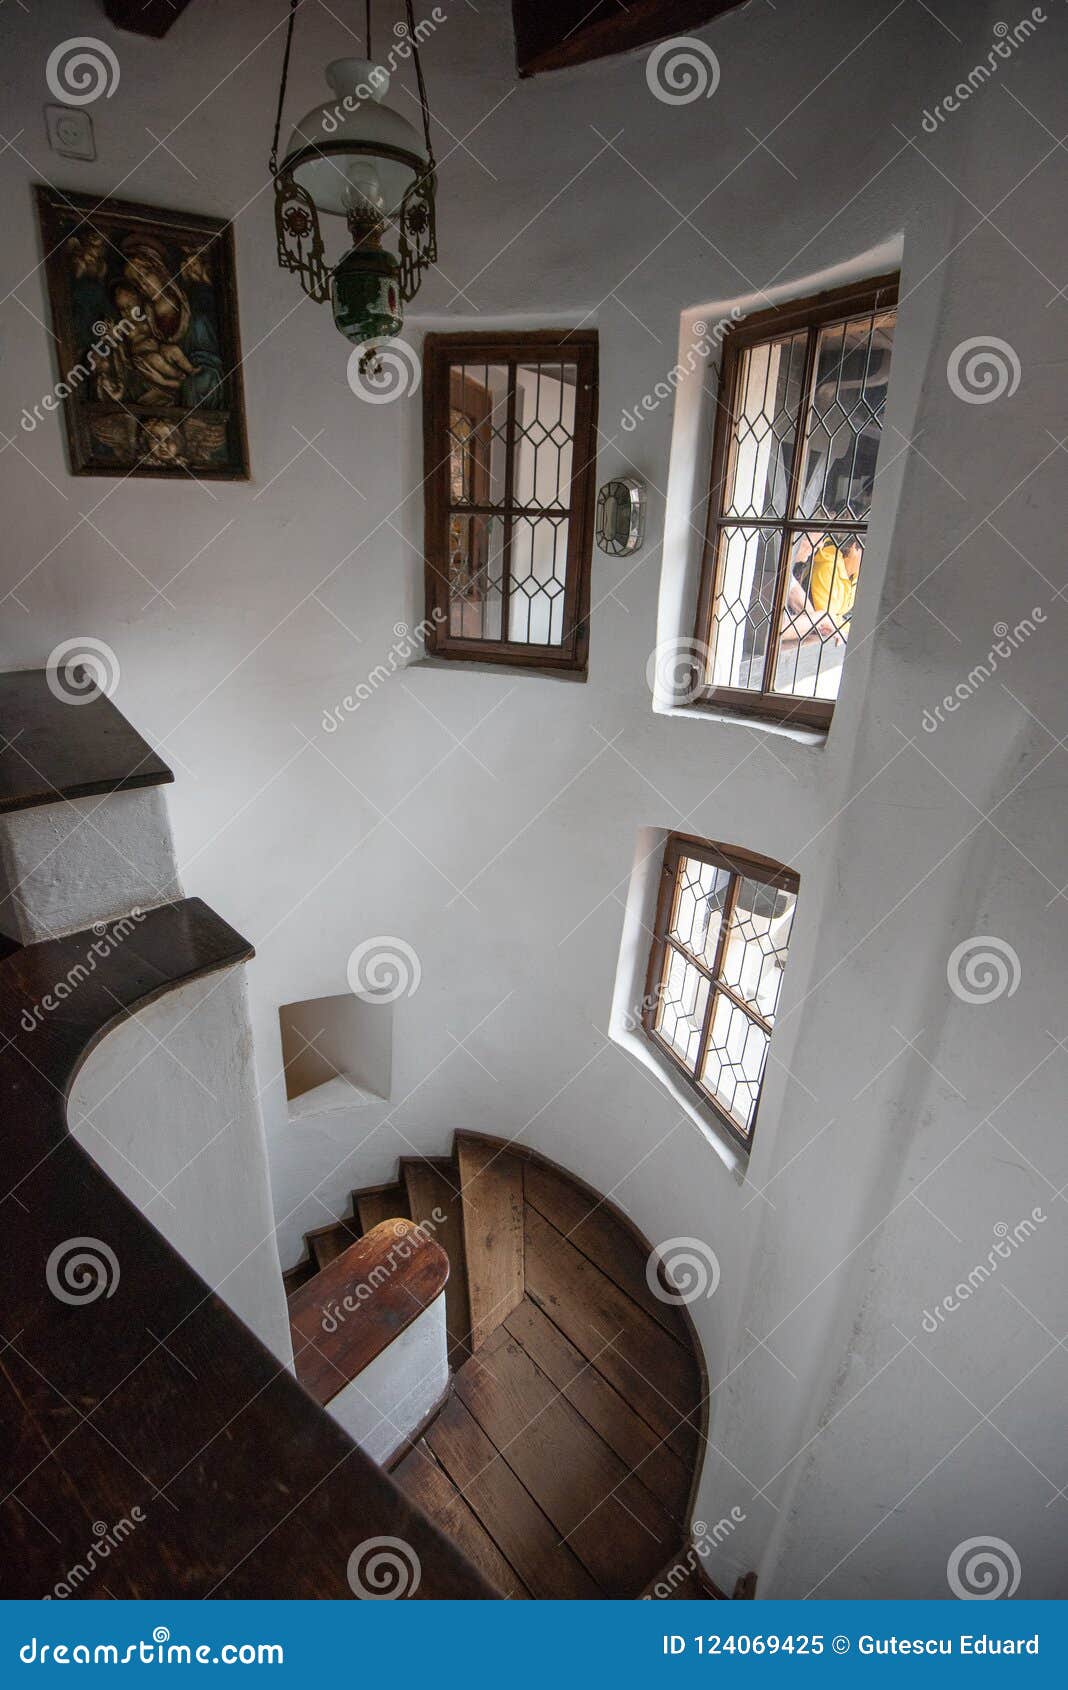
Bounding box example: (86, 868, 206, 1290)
(2, 0, 1065, 1595)
(68, 969, 293, 1366)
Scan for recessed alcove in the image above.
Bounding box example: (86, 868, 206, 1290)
(278, 992, 392, 1117)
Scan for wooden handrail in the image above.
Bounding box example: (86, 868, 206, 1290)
(0, 899, 492, 1598)
(0, 668, 172, 815)
(289, 1221, 450, 1408)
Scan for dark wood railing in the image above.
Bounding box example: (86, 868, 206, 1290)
(0, 899, 491, 1599)
(289, 1221, 450, 1408)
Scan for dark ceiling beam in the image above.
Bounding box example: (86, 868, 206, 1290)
(512, 0, 750, 77)
(101, 0, 197, 38)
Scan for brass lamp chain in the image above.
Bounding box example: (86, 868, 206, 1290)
(269, 0, 301, 178)
(405, 0, 436, 170)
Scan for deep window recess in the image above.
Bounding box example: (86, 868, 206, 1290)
(694, 275, 898, 730)
(423, 331, 598, 673)
(643, 834, 799, 1151)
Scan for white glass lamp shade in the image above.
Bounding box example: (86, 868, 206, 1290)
(281, 58, 429, 217)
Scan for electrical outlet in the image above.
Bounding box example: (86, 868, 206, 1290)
(44, 105, 96, 162)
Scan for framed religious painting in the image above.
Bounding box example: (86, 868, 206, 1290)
(33, 187, 250, 479)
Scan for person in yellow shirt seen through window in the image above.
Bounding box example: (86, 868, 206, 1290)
(775, 532, 862, 697)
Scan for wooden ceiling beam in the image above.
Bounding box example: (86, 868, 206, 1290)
(512, 0, 750, 78)
(101, 0, 197, 38)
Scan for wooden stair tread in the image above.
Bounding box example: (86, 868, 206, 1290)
(394, 1439, 529, 1599)
(503, 1295, 691, 1524)
(282, 1259, 316, 1297)
(306, 1219, 360, 1271)
(425, 1394, 599, 1599)
(356, 1182, 410, 1233)
(456, 1135, 524, 1350)
(0, 667, 173, 815)
(454, 1325, 678, 1595)
(403, 1158, 471, 1366)
(523, 1204, 702, 1463)
(523, 1158, 694, 1344)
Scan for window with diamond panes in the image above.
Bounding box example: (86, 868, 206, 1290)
(643, 834, 799, 1150)
(424, 332, 598, 671)
(694, 276, 898, 729)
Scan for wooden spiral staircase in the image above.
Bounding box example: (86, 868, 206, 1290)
(283, 1135, 723, 1600)
(0, 670, 733, 1600)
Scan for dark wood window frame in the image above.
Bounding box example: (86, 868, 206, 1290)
(693, 273, 900, 732)
(642, 832, 800, 1153)
(423, 330, 599, 675)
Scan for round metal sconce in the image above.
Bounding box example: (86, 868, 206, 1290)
(596, 477, 646, 557)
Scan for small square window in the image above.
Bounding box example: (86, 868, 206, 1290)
(642, 834, 799, 1150)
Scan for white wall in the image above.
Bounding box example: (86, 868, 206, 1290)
(68, 968, 293, 1366)
(323, 1294, 449, 1467)
(2, 0, 1065, 1596)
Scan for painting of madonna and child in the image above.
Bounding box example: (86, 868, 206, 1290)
(34, 187, 249, 479)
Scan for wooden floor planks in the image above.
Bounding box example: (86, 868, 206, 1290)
(454, 1324, 679, 1594)
(424, 1394, 599, 1599)
(457, 1137, 525, 1349)
(393, 1439, 529, 1599)
(523, 1159, 695, 1343)
(403, 1159, 471, 1367)
(523, 1204, 702, 1464)
(503, 1295, 692, 1524)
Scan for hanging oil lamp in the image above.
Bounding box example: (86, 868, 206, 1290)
(269, 0, 437, 370)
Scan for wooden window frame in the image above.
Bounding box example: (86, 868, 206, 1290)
(693, 273, 900, 732)
(423, 330, 599, 675)
(642, 832, 800, 1153)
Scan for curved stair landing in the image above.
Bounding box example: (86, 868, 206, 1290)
(288, 1134, 714, 1600)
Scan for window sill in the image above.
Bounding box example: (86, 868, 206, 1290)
(611, 1023, 749, 1182)
(653, 697, 828, 747)
(410, 656, 588, 684)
